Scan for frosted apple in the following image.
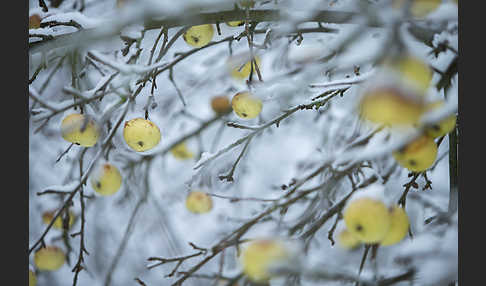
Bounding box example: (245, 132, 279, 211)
(393, 135, 438, 172)
(423, 100, 457, 138)
(359, 87, 425, 126)
(42, 210, 75, 230)
(337, 228, 361, 250)
(183, 25, 214, 48)
(170, 142, 194, 160)
(226, 21, 244, 27)
(185, 191, 213, 214)
(123, 118, 161, 152)
(392, 0, 442, 18)
(61, 113, 100, 147)
(231, 92, 262, 119)
(90, 163, 123, 196)
(390, 55, 433, 93)
(343, 198, 392, 243)
(34, 246, 65, 271)
(241, 239, 289, 283)
(380, 206, 410, 246)
(229, 56, 261, 80)
(29, 269, 36, 286)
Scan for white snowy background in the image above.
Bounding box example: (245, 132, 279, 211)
(29, 0, 458, 285)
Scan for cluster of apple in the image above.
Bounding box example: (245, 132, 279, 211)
(358, 55, 456, 173)
(337, 196, 410, 250)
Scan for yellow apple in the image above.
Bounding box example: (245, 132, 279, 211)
(241, 239, 289, 283)
(29, 269, 36, 286)
(183, 25, 214, 48)
(170, 142, 194, 160)
(392, 135, 438, 172)
(29, 14, 41, 29)
(390, 55, 433, 93)
(359, 87, 426, 126)
(423, 100, 457, 138)
(90, 163, 123, 196)
(185, 191, 213, 214)
(123, 118, 161, 152)
(393, 0, 442, 18)
(337, 228, 361, 250)
(380, 206, 410, 246)
(343, 198, 392, 244)
(231, 92, 262, 119)
(34, 246, 65, 271)
(226, 21, 244, 27)
(229, 56, 261, 80)
(210, 95, 232, 115)
(61, 113, 100, 147)
(42, 210, 75, 230)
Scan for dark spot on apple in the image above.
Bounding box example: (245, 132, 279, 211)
(191, 36, 199, 43)
(138, 141, 144, 147)
(241, 113, 247, 117)
(96, 182, 101, 189)
(409, 159, 417, 166)
(431, 124, 441, 131)
(355, 224, 363, 232)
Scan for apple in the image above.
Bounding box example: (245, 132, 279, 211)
(231, 92, 262, 119)
(359, 87, 425, 126)
(90, 163, 123, 196)
(185, 191, 213, 214)
(34, 246, 65, 271)
(42, 210, 75, 230)
(170, 142, 194, 160)
(226, 21, 244, 27)
(337, 228, 361, 250)
(343, 198, 392, 244)
(183, 25, 214, 48)
(29, 269, 36, 286)
(389, 55, 433, 93)
(29, 14, 41, 29)
(392, 0, 442, 18)
(229, 56, 261, 80)
(61, 113, 100, 147)
(392, 134, 438, 172)
(380, 206, 410, 246)
(123, 118, 161, 152)
(240, 239, 290, 283)
(423, 100, 457, 138)
(210, 95, 232, 115)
